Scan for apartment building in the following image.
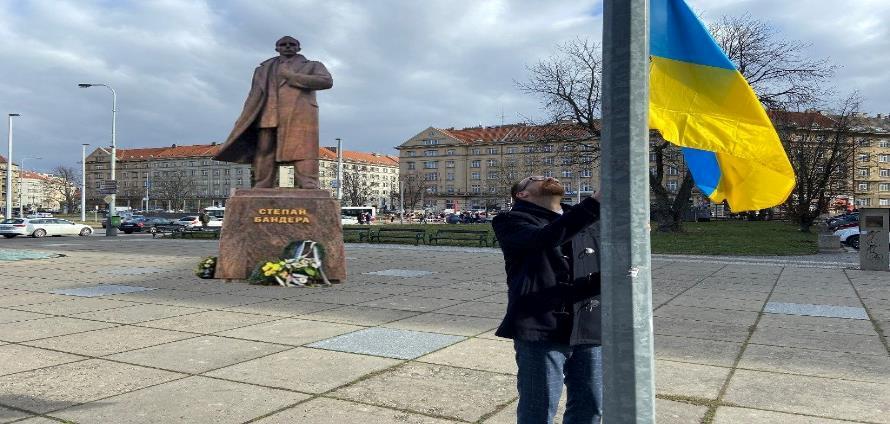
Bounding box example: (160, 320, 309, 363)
(850, 114, 890, 208)
(0, 155, 21, 216)
(280, 147, 400, 209)
(19, 171, 67, 211)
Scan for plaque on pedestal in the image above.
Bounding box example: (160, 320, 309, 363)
(215, 188, 346, 282)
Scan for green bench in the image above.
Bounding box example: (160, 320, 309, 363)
(429, 228, 491, 247)
(343, 227, 372, 242)
(369, 228, 426, 245)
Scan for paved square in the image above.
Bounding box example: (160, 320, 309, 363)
(308, 327, 465, 359)
(50, 284, 156, 297)
(763, 301, 870, 319)
(364, 269, 435, 277)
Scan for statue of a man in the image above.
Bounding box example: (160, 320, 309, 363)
(214, 36, 333, 188)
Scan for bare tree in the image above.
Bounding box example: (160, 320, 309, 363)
(709, 14, 835, 109)
(45, 165, 80, 213)
(398, 176, 428, 211)
(154, 170, 196, 211)
(342, 171, 374, 207)
(777, 94, 862, 232)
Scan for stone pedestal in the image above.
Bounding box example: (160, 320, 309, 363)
(215, 188, 346, 282)
(817, 234, 844, 253)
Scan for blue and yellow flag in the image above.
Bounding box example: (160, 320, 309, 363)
(649, 0, 795, 211)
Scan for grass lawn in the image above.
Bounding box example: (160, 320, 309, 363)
(347, 220, 818, 256)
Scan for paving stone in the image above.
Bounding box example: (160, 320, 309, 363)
(738, 344, 890, 383)
(303, 305, 420, 326)
(50, 284, 156, 297)
(407, 287, 497, 301)
(205, 347, 399, 394)
(106, 335, 290, 374)
(309, 327, 465, 359)
(338, 283, 428, 296)
(653, 304, 760, 325)
(723, 369, 890, 423)
(655, 360, 730, 399)
(757, 313, 878, 335)
(53, 375, 308, 424)
(0, 308, 51, 324)
(418, 338, 517, 374)
(0, 405, 32, 422)
(0, 292, 66, 308)
(107, 288, 209, 305)
(222, 299, 341, 317)
(294, 290, 391, 305)
(748, 325, 886, 355)
(655, 334, 743, 367)
(333, 362, 516, 422)
(712, 406, 859, 423)
(654, 317, 752, 343)
(0, 317, 116, 343)
(0, 345, 85, 377)
(655, 399, 708, 424)
(385, 313, 500, 336)
(668, 295, 765, 311)
(0, 359, 182, 413)
(365, 269, 435, 277)
(764, 302, 869, 320)
(69, 303, 206, 324)
(217, 318, 363, 346)
(174, 293, 271, 309)
(254, 397, 455, 424)
(434, 301, 506, 319)
(10, 298, 137, 316)
(24, 326, 194, 357)
(356, 295, 464, 312)
(139, 311, 280, 334)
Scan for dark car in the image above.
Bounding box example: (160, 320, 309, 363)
(119, 217, 174, 234)
(827, 213, 859, 231)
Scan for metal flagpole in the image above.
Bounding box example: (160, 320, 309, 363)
(336, 138, 343, 200)
(600, 0, 656, 422)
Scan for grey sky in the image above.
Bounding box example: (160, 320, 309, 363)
(1, 0, 887, 173)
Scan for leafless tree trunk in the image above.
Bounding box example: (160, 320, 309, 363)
(46, 165, 80, 213)
(154, 171, 196, 211)
(342, 171, 374, 207)
(777, 93, 862, 232)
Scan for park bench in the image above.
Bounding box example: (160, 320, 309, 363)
(180, 227, 221, 239)
(429, 228, 491, 247)
(343, 226, 372, 242)
(150, 224, 185, 239)
(368, 228, 426, 245)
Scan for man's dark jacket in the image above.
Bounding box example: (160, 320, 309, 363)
(492, 198, 601, 346)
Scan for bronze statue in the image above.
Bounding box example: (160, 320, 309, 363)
(215, 36, 333, 188)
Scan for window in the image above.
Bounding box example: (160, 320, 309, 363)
(423, 161, 437, 169)
(471, 172, 481, 180)
(561, 157, 572, 165)
(425, 172, 438, 181)
(858, 182, 869, 191)
(882, 169, 890, 177)
(564, 183, 573, 193)
(858, 168, 869, 177)
(446, 149, 455, 156)
(470, 148, 481, 155)
(666, 166, 679, 176)
(424, 150, 438, 157)
(506, 147, 517, 154)
(447, 172, 455, 181)
(880, 199, 890, 206)
(213, 169, 220, 176)
(487, 148, 498, 155)
(224, 169, 230, 175)
(880, 140, 890, 148)
(581, 183, 592, 192)
(202, 160, 209, 165)
(525, 146, 535, 153)
(857, 153, 870, 162)
(880, 183, 890, 192)
(880, 155, 890, 163)
(581, 169, 592, 177)
(544, 170, 553, 177)
(562, 170, 573, 178)
(190, 170, 197, 176)
(423, 138, 439, 145)
(445, 160, 455, 168)
(855, 198, 872, 206)
(471, 185, 481, 194)
(543, 157, 554, 165)
(489, 186, 497, 193)
(666, 180, 679, 192)
(201, 170, 208, 176)
(486, 159, 496, 167)
(407, 162, 415, 170)
(446, 186, 455, 194)
(488, 171, 498, 180)
(407, 151, 416, 157)
(542, 145, 553, 152)
(471, 160, 481, 168)
(237, 168, 243, 175)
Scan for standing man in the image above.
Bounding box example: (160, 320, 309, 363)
(214, 36, 333, 188)
(492, 176, 603, 424)
(198, 209, 210, 230)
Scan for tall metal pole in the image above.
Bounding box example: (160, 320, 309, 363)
(5, 114, 19, 219)
(399, 181, 404, 224)
(19, 157, 41, 217)
(600, 0, 656, 422)
(78, 83, 117, 236)
(336, 138, 343, 200)
(81, 144, 89, 222)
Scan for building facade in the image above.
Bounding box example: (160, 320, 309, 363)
(1, 155, 21, 216)
(850, 115, 890, 208)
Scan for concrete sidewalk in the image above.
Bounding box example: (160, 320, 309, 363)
(0, 237, 887, 423)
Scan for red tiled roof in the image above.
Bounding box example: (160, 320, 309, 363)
(21, 171, 52, 181)
(437, 123, 593, 144)
(319, 147, 399, 166)
(110, 143, 398, 166)
(769, 110, 836, 128)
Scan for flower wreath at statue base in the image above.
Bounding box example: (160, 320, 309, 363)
(249, 240, 332, 287)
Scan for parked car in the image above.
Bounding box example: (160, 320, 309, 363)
(176, 216, 223, 228)
(827, 213, 859, 231)
(0, 218, 93, 238)
(119, 217, 175, 234)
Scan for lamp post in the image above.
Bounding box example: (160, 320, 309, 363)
(78, 83, 117, 236)
(336, 138, 343, 201)
(81, 144, 89, 222)
(5, 114, 20, 219)
(19, 156, 41, 217)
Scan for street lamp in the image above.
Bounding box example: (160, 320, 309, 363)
(19, 156, 41, 217)
(336, 138, 343, 201)
(81, 144, 89, 222)
(5, 114, 21, 219)
(78, 83, 117, 236)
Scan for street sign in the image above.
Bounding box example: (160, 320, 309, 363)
(98, 180, 117, 195)
(103, 195, 114, 204)
(330, 180, 340, 188)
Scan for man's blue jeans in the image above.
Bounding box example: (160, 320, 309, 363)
(514, 339, 602, 424)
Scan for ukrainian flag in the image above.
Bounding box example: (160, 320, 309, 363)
(649, 0, 795, 211)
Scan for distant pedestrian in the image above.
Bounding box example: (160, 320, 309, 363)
(198, 210, 210, 230)
(357, 212, 366, 225)
(492, 176, 603, 424)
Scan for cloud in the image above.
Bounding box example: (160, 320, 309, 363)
(1, 0, 886, 173)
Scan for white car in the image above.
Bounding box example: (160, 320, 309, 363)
(0, 218, 93, 238)
(176, 216, 223, 228)
(833, 227, 861, 248)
